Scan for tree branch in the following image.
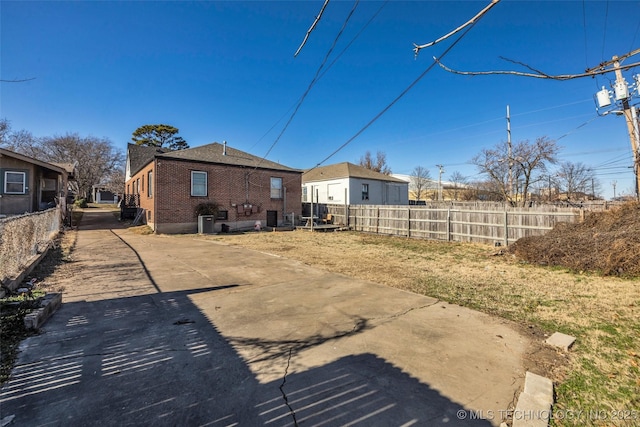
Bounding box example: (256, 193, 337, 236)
(0, 77, 36, 83)
(498, 56, 551, 78)
(434, 56, 640, 80)
(294, 0, 331, 57)
(413, 0, 500, 57)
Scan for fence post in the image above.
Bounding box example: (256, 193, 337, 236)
(447, 208, 451, 241)
(407, 206, 411, 238)
(503, 210, 509, 247)
(344, 188, 349, 227)
(376, 207, 380, 234)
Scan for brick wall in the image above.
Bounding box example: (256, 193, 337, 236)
(124, 161, 156, 226)
(127, 158, 301, 233)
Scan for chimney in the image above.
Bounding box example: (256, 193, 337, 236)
(223, 140, 227, 156)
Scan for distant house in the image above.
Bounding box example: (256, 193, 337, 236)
(302, 162, 409, 205)
(92, 185, 119, 204)
(124, 142, 302, 234)
(0, 148, 75, 216)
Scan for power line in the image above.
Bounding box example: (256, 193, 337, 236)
(582, 0, 589, 70)
(600, 0, 610, 62)
(555, 115, 599, 141)
(631, 11, 640, 53)
(593, 152, 633, 169)
(249, 0, 388, 151)
(378, 98, 593, 149)
(255, 0, 360, 170)
(313, 19, 482, 170)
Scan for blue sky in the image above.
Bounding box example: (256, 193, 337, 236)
(2, 0, 639, 199)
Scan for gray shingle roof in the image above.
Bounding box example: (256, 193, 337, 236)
(302, 162, 406, 183)
(0, 147, 69, 175)
(159, 142, 300, 172)
(127, 144, 170, 176)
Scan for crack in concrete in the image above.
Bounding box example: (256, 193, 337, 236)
(279, 347, 298, 427)
(370, 300, 441, 324)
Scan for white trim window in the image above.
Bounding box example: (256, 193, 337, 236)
(191, 171, 207, 196)
(4, 171, 27, 194)
(361, 183, 369, 201)
(270, 177, 283, 199)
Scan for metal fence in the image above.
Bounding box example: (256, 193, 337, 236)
(0, 208, 61, 285)
(315, 202, 583, 245)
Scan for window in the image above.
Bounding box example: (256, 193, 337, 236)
(4, 171, 26, 194)
(362, 183, 369, 200)
(191, 171, 207, 196)
(136, 178, 140, 194)
(270, 177, 283, 199)
(147, 171, 153, 197)
(141, 175, 145, 193)
(302, 186, 308, 202)
(217, 210, 228, 220)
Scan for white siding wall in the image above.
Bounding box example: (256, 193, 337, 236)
(303, 178, 408, 205)
(302, 178, 349, 204)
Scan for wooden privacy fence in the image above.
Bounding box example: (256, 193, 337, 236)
(320, 203, 583, 245)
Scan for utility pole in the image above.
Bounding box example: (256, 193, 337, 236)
(506, 105, 513, 202)
(613, 57, 640, 200)
(436, 164, 445, 201)
(590, 50, 640, 200)
(612, 180, 617, 199)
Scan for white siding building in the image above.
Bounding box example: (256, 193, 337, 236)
(302, 162, 409, 205)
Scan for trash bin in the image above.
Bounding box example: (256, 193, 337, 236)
(221, 224, 229, 233)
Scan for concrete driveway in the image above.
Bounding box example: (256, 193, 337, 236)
(0, 210, 531, 426)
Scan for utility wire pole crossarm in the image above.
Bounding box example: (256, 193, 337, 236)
(590, 50, 640, 200)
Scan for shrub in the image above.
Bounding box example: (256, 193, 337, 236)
(73, 198, 88, 208)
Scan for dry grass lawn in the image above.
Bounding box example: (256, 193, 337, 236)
(205, 229, 640, 427)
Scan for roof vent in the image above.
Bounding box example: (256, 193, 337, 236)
(223, 141, 227, 156)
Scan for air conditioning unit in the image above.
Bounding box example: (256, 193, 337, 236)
(198, 215, 215, 234)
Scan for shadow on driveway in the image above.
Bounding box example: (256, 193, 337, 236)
(1, 287, 490, 426)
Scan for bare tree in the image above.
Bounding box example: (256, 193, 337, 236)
(294, 0, 330, 57)
(0, 119, 37, 154)
(410, 166, 432, 202)
(554, 161, 598, 200)
(413, 0, 500, 57)
(1, 121, 124, 201)
(434, 48, 640, 80)
(101, 168, 126, 196)
(471, 144, 512, 203)
(471, 137, 559, 206)
(448, 171, 468, 200)
(468, 180, 503, 201)
(359, 150, 391, 175)
(40, 134, 125, 200)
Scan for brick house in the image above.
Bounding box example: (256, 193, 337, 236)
(124, 142, 302, 234)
